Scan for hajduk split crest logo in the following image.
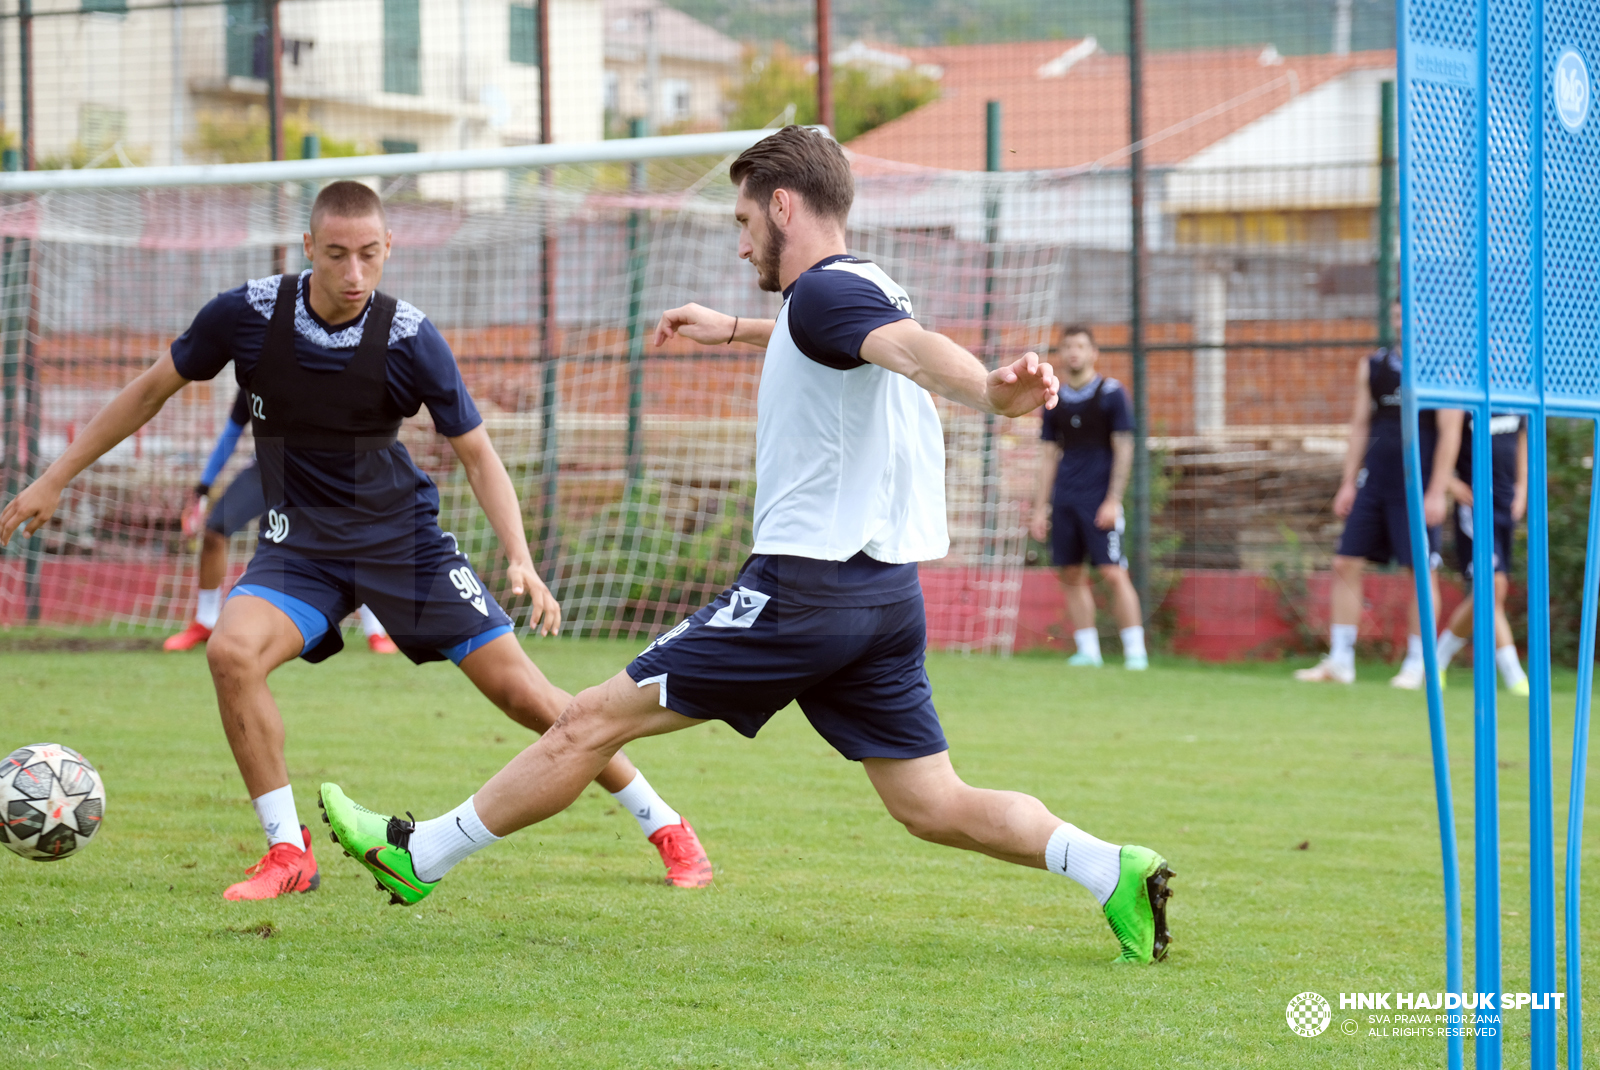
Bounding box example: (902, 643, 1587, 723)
(1286, 991, 1333, 1037)
(1556, 48, 1590, 133)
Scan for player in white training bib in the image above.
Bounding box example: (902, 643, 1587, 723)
(320, 126, 1176, 962)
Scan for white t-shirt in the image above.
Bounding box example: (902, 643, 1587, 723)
(751, 255, 950, 565)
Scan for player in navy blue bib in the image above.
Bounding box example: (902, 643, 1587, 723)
(0, 181, 712, 899)
(164, 388, 397, 655)
(1434, 413, 1529, 693)
(1029, 324, 1147, 669)
(1294, 302, 1463, 689)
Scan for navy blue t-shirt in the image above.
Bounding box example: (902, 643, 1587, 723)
(1364, 348, 1438, 498)
(1457, 412, 1523, 523)
(1039, 375, 1133, 503)
(740, 254, 920, 606)
(170, 271, 481, 560)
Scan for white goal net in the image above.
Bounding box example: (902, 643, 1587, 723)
(0, 131, 1072, 653)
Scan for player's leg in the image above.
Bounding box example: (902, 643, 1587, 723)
(1296, 486, 1383, 683)
(319, 670, 701, 903)
(1437, 503, 1475, 674)
(1490, 525, 1528, 694)
(452, 632, 712, 885)
(166, 466, 263, 651)
(1090, 509, 1144, 669)
(355, 604, 399, 654)
(206, 591, 328, 900)
(1052, 498, 1101, 666)
(1387, 497, 1440, 690)
(862, 753, 1171, 962)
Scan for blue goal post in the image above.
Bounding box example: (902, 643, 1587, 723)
(1400, 2, 1599, 1069)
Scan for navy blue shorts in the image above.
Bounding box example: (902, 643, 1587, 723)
(626, 581, 948, 762)
(1051, 500, 1125, 568)
(1336, 481, 1441, 570)
(1452, 504, 1513, 579)
(229, 531, 513, 665)
(205, 464, 266, 537)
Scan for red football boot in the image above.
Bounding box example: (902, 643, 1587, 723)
(366, 633, 400, 654)
(224, 824, 320, 901)
(163, 620, 212, 651)
(648, 820, 714, 888)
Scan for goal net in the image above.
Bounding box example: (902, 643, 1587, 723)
(0, 131, 1069, 653)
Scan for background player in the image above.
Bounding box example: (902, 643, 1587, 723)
(1435, 412, 1529, 694)
(166, 387, 397, 654)
(1295, 305, 1462, 689)
(0, 181, 711, 900)
(1028, 324, 1146, 670)
(321, 126, 1175, 964)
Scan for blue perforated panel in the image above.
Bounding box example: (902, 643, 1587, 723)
(1542, 4, 1600, 403)
(1487, 0, 1535, 396)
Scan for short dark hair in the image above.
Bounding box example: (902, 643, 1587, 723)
(729, 125, 853, 224)
(309, 180, 388, 233)
(1061, 323, 1096, 346)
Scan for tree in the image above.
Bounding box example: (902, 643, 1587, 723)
(192, 107, 363, 164)
(729, 45, 939, 143)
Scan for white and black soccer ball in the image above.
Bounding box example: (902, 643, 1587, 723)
(0, 743, 105, 861)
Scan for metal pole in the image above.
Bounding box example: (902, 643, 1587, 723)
(1378, 80, 1397, 350)
(18, 0, 31, 172)
(1565, 418, 1600, 1070)
(816, 0, 834, 133)
(268, 0, 286, 274)
(979, 100, 1001, 560)
(1127, 0, 1150, 617)
(537, 0, 560, 571)
(624, 117, 648, 487)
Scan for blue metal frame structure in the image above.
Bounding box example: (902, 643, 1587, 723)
(1400, 1, 1597, 1068)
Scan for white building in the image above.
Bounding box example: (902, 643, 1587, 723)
(1, 0, 603, 176)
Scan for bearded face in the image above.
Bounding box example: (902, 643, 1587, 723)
(753, 204, 787, 293)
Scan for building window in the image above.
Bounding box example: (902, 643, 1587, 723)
(381, 139, 419, 155)
(661, 78, 691, 124)
(81, 0, 128, 13)
(383, 0, 421, 96)
(226, 0, 268, 80)
(604, 70, 619, 115)
(509, 3, 539, 67)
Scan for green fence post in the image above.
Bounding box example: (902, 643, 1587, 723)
(980, 100, 1002, 560)
(1378, 80, 1397, 349)
(624, 117, 648, 489)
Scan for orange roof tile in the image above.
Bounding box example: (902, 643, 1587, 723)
(845, 42, 1396, 172)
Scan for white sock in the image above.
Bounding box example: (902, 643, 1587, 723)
(410, 796, 502, 884)
(1497, 644, 1527, 687)
(1436, 630, 1468, 669)
(356, 603, 386, 638)
(1044, 823, 1123, 906)
(609, 771, 682, 838)
(1329, 623, 1358, 669)
(251, 784, 302, 849)
(1404, 633, 1425, 670)
(196, 587, 222, 629)
(1119, 626, 1146, 658)
(1073, 628, 1102, 661)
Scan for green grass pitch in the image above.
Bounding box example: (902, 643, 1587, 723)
(2, 639, 1596, 1068)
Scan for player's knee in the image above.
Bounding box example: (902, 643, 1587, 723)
(1059, 566, 1088, 587)
(205, 628, 258, 681)
(202, 529, 227, 554)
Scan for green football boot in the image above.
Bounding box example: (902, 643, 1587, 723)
(318, 783, 437, 906)
(1102, 845, 1175, 964)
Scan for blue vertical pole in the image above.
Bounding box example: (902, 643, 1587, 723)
(1525, 3, 1557, 1064)
(1396, 5, 1464, 1067)
(1564, 418, 1600, 1070)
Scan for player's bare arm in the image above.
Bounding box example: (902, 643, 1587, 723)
(1096, 431, 1134, 531)
(1029, 440, 1063, 542)
(653, 302, 774, 349)
(0, 354, 190, 545)
(1334, 357, 1373, 519)
(447, 425, 561, 637)
(858, 317, 1059, 418)
(1513, 425, 1529, 521)
(1424, 410, 1464, 527)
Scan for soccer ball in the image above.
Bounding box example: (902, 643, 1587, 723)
(0, 743, 105, 861)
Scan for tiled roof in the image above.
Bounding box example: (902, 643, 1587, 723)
(845, 40, 1397, 172)
(604, 0, 742, 67)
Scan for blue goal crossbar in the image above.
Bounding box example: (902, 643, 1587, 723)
(1400, 1, 1599, 1068)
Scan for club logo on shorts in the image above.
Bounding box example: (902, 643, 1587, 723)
(449, 566, 489, 616)
(706, 586, 770, 629)
(263, 508, 290, 544)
